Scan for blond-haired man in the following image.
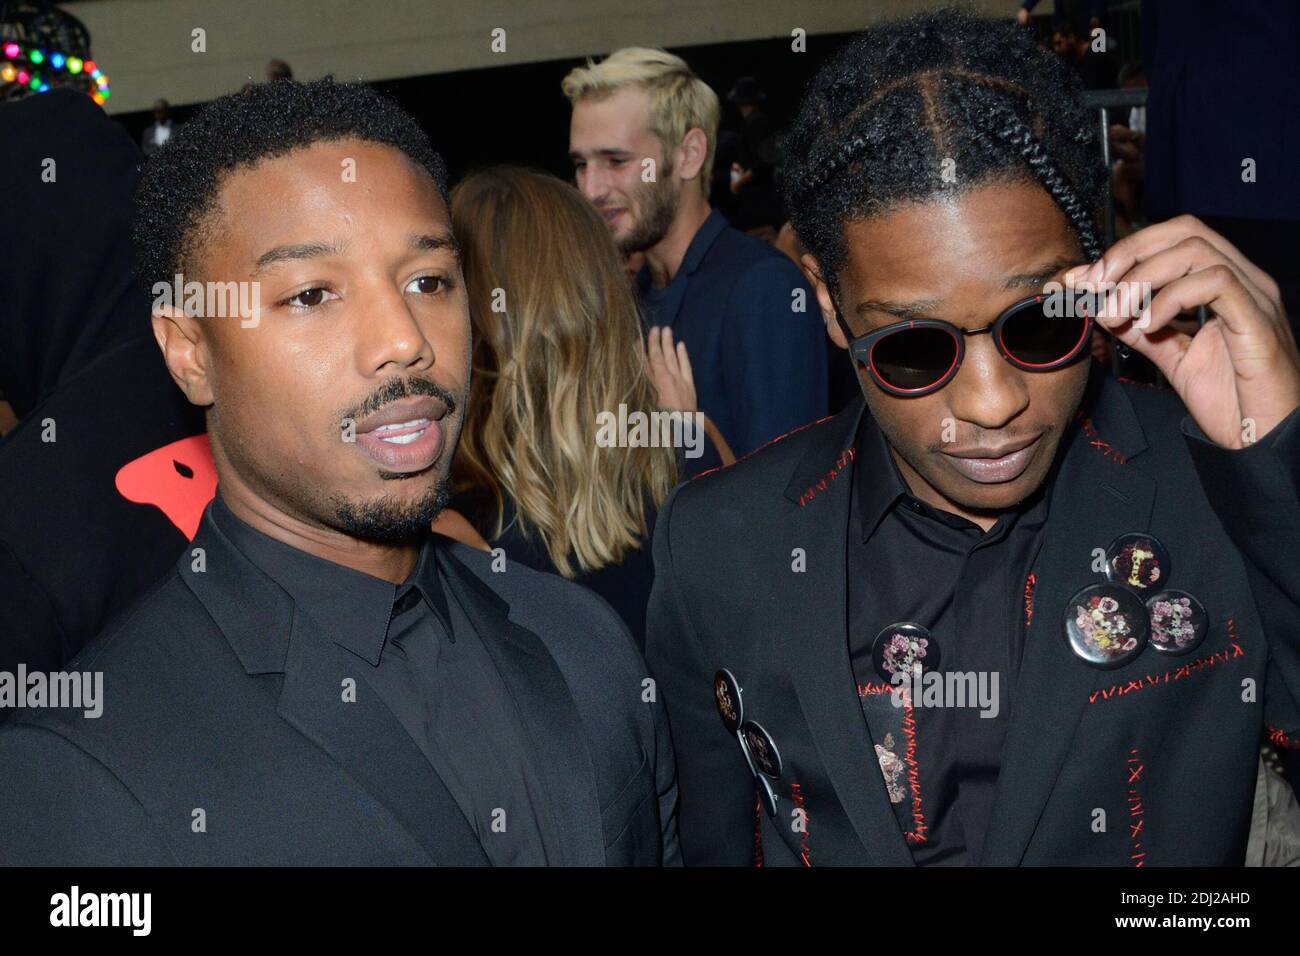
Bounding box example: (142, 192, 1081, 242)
(564, 48, 827, 457)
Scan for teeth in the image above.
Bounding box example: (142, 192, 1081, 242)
(380, 428, 425, 445)
(373, 418, 428, 433)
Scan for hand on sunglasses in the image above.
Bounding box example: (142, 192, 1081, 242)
(1067, 215, 1300, 449)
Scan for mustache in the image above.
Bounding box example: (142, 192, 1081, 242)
(340, 376, 459, 425)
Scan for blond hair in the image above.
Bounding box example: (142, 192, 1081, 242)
(450, 167, 678, 577)
(562, 46, 719, 195)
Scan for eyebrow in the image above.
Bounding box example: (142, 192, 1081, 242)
(251, 238, 349, 276)
(250, 233, 459, 275)
(410, 232, 460, 261)
(568, 147, 633, 162)
(852, 256, 1082, 321)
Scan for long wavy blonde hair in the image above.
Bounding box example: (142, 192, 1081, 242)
(450, 166, 677, 577)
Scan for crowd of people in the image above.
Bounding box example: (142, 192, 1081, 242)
(1, 5, 1299, 868)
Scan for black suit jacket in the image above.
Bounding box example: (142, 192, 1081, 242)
(0, 506, 679, 866)
(648, 367, 1300, 865)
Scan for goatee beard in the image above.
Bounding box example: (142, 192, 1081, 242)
(328, 475, 450, 543)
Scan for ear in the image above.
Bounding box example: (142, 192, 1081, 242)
(800, 253, 848, 350)
(674, 127, 709, 184)
(151, 303, 215, 406)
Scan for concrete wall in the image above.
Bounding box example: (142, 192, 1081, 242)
(65, 0, 1015, 114)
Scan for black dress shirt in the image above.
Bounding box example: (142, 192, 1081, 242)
(847, 412, 1051, 865)
(209, 493, 559, 865)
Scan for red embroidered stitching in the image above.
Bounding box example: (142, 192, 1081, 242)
(1076, 414, 1127, 465)
(1267, 725, 1300, 751)
(1088, 618, 1243, 704)
(858, 683, 928, 843)
(692, 413, 839, 482)
(798, 446, 858, 506)
(753, 789, 764, 867)
(789, 781, 811, 867)
(1127, 747, 1146, 866)
(1024, 572, 1037, 630)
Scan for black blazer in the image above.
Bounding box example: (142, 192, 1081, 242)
(0, 506, 679, 866)
(647, 367, 1300, 865)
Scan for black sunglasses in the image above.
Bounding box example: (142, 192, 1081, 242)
(837, 289, 1095, 398)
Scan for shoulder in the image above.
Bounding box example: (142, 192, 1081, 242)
(442, 539, 643, 670)
(663, 406, 850, 533)
(2, 570, 209, 739)
(702, 222, 811, 295)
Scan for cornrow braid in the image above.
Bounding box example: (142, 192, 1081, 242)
(784, 9, 1107, 296)
(955, 86, 1104, 261)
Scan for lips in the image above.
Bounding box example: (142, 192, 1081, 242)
(942, 435, 1042, 484)
(353, 395, 446, 473)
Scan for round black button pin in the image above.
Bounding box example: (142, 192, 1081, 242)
(1146, 589, 1208, 655)
(1064, 583, 1149, 669)
(713, 668, 743, 735)
(1104, 532, 1170, 591)
(871, 622, 939, 683)
(740, 720, 782, 780)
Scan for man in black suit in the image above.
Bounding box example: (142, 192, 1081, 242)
(0, 79, 678, 866)
(648, 13, 1300, 866)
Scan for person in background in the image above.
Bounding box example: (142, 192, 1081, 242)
(725, 76, 783, 236)
(1017, 0, 1106, 35)
(140, 98, 174, 156)
(265, 58, 293, 82)
(563, 47, 828, 458)
(0, 88, 207, 680)
(1049, 18, 1117, 90)
(1141, 0, 1300, 333)
(443, 166, 732, 649)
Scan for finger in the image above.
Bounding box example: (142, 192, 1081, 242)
(1144, 265, 1277, 351)
(1094, 216, 1281, 316)
(646, 327, 666, 374)
(659, 327, 680, 378)
(1096, 237, 1270, 329)
(676, 340, 695, 392)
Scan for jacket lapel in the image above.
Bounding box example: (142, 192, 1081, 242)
(179, 506, 489, 866)
(779, 399, 916, 866)
(979, 372, 1156, 865)
(276, 609, 490, 866)
(436, 547, 606, 867)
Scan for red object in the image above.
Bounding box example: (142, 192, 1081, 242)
(115, 433, 217, 540)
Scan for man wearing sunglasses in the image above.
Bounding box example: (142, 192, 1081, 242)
(647, 11, 1300, 866)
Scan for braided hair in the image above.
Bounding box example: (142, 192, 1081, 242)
(784, 10, 1107, 298)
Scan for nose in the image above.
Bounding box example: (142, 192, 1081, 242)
(578, 164, 610, 204)
(945, 333, 1030, 431)
(356, 282, 435, 377)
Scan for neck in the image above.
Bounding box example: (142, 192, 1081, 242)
(216, 464, 418, 585)
(643, 192, 711, 289)
(889, 445, 999, 533)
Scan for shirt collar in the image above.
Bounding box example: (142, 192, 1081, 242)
(209, 492, 451, 665)
(635, 208, 729, 294)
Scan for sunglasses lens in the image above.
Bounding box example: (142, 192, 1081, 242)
(999, 296, 1090, 368)
(870, 326, 960, 392)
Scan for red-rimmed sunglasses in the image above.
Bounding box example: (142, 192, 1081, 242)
(837, 289, 1095, 397)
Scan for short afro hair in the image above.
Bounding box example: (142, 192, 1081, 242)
(784, 9, 1107, 298)
(134, 77, 448, 294)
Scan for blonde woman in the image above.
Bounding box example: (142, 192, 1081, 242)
(440, 166, 731, 648)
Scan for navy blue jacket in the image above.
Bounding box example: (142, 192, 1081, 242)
(638, 210, 828, 457)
